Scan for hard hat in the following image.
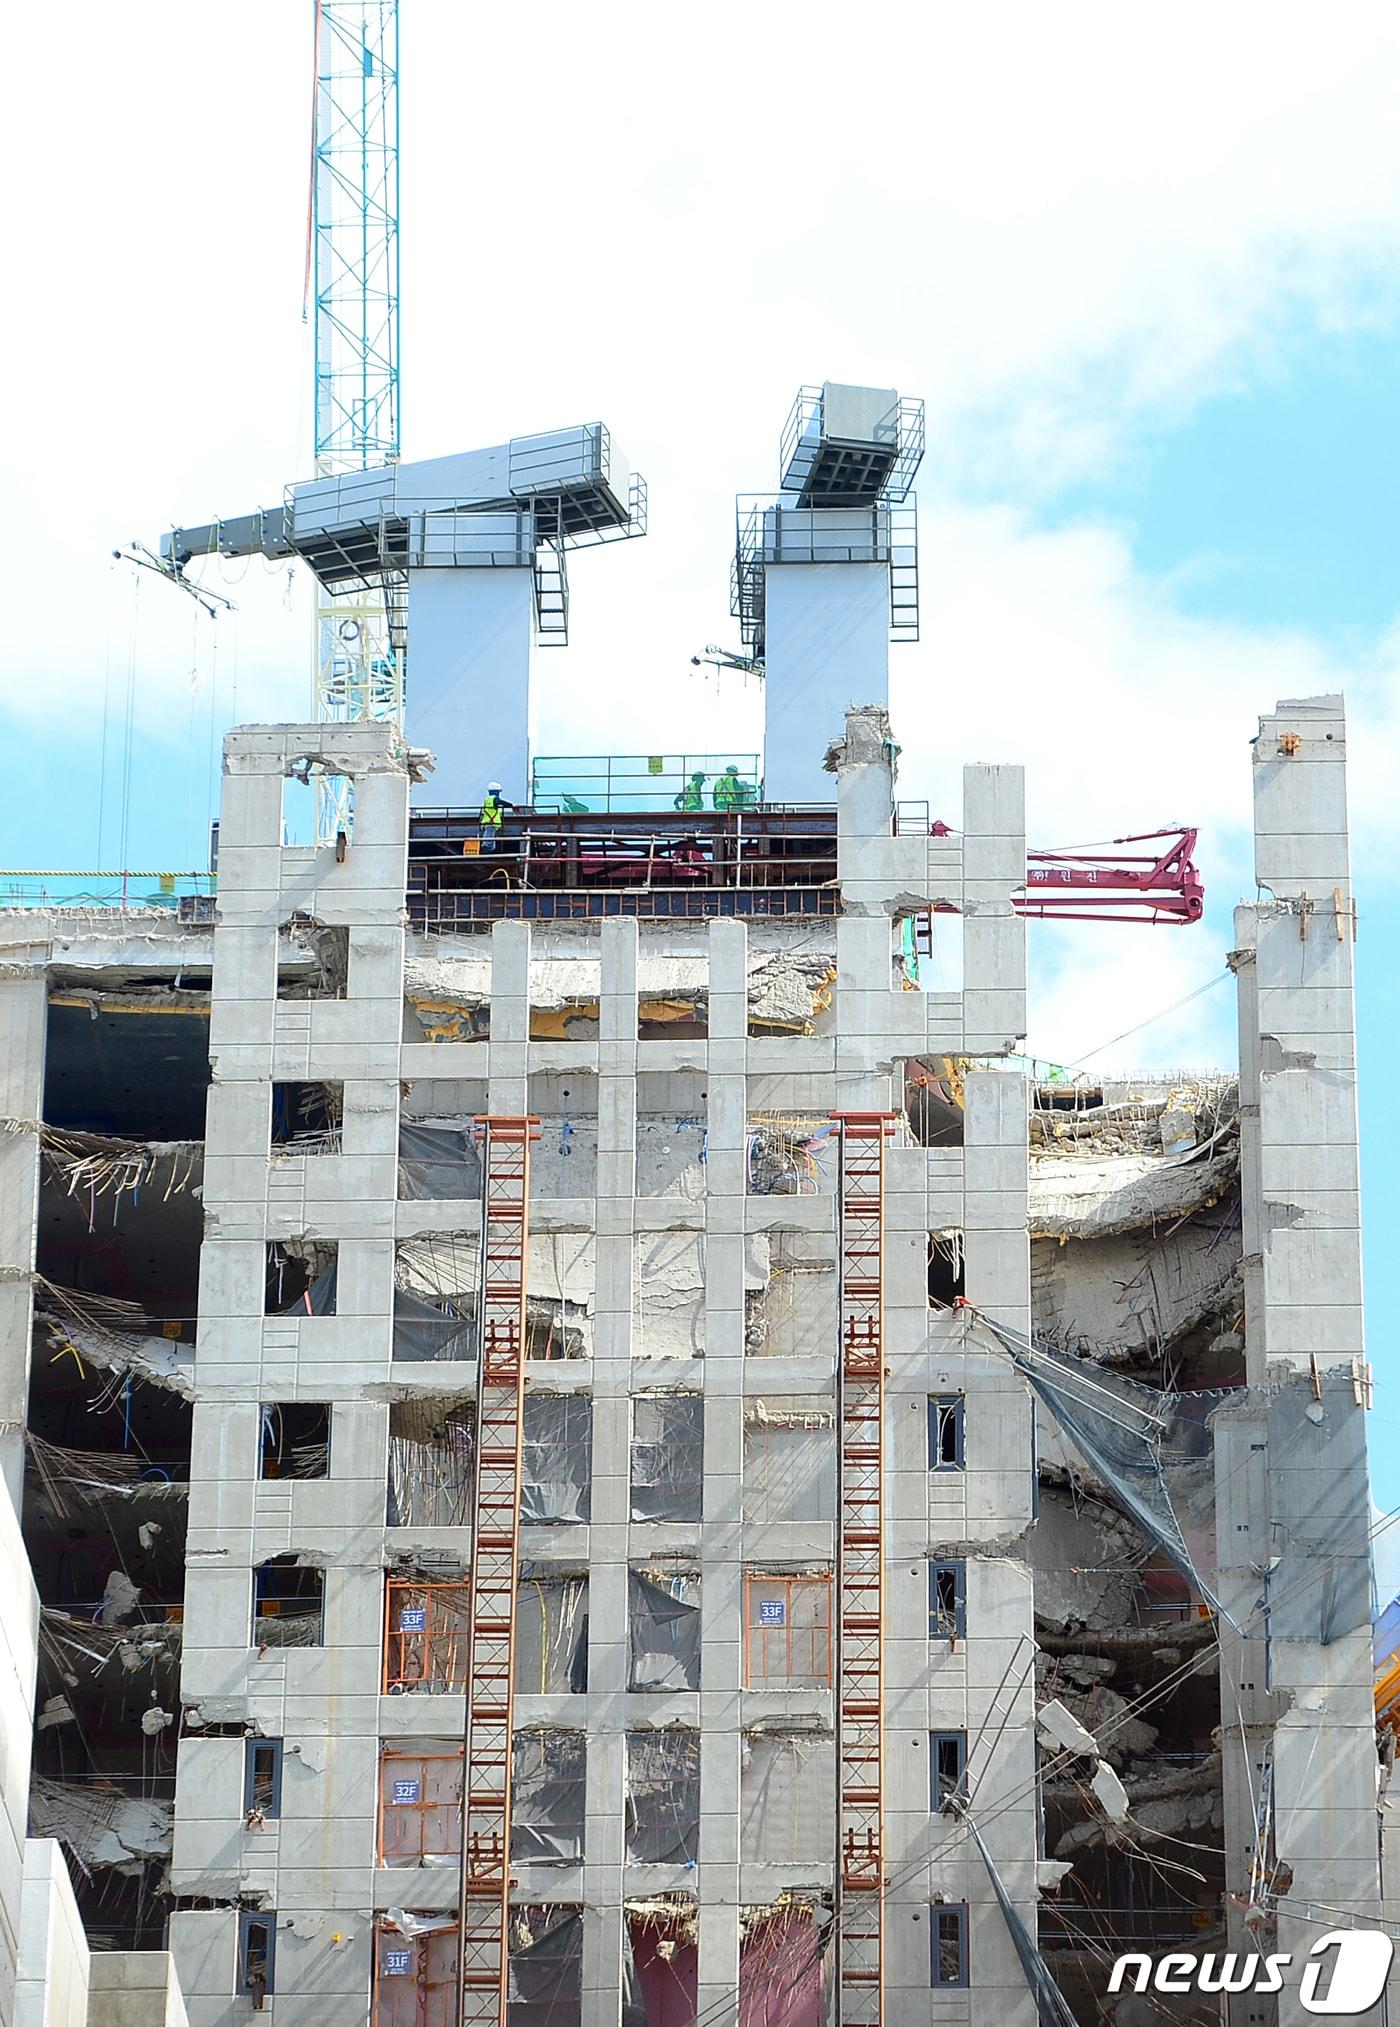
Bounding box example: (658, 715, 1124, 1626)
(725, 763, 739, 774)
(691, 770, 705, 781)
(487, 781, 502, 793)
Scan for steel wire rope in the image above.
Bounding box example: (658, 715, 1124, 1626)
(1059, 969, 1233, 1073)
(892, 1506, 1400, 1898)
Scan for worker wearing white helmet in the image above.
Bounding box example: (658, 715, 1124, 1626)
(479, 781, 506, 852)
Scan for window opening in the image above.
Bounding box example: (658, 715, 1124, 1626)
(239, 1912, 276, 2009)
(253, 1557, 325, 1647)
(271, 1080, 343, 1151)
(927, 1232, 965, 1306)
(260, 1402, 331, 1479)
(383, 1578, 472, 1691)
(265, 1241, 337, 1315)
(245, 1740, 283, 1820)
(743, 1573, 833, 1686)
(630, 1395, 703, 1522)
(928, 1396, 964, 1471)
(375, 1925, 458, 2026)
(378, 1744, 463, 1862)
(931, 1903, 968, 1987)
(930, 1731, 967, 1811)
(929, 1560, 966, 1642)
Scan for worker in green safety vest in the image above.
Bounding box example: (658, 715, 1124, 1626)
(713, 764, 756, 812)
(478, 783, 505, 852)
(674, 771, 706, 812)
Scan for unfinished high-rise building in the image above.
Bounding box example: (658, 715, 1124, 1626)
(1, 387, 1392, 2027)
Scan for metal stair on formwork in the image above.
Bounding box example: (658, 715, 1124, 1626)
(834, 1113, 895, 2026)
(533, 535, 569, 646)
(458, 1117, 538, 2024)
(887, 501, 919, 643)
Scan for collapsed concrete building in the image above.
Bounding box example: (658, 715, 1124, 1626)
(0, 385, 1390, 2027)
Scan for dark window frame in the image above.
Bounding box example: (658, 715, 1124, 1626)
(931, 1902, 969, 1987)
(238, 1910, 276, 2005)
(929, 1559, 967, 1641)
(930, 1729, 968, 1810)
(244, 1739, 284, 1818)
(928, 1395, 965, 1470)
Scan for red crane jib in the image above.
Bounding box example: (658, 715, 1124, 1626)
(1014, 827, 1204, 925)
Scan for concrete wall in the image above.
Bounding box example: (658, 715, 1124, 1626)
(87, 1954, 190, 2027)
(762, 562, 889, 801)
(1, 1496, 40, 2027)
(14, 1840, 88, 2027)
(404, 566, 535, 805)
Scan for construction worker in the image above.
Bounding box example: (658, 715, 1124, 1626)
(478, 782, 506, 852)
(674, 771, 706, 813)
(712, 763, 756, 812)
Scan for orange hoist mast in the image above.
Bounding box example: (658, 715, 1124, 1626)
(833, 1113, 894, 2026)
(458, 1117, 538, 2025)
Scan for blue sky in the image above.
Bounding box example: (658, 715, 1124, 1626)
(5, 6, 1399, 1501)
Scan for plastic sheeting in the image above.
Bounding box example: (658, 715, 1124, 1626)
(517, 1578, 589, 1694)
(508, 1911, 584, 2027)
(631, 1920, 698, 2025)
(387, 1408, 473, 1526)
(738, 1910, 826, 2027)
(982, 1317, 1223, 1612)
(742, 1411, 836, 1526)
(626, 1731, 700, 1864)
(512, 1730, 586, 1863)
(630, 1397, 703, 1523)
(393, 1287, 476, 1364)
(739, 1738, 833, 1861)
(629, 1574, 701, 1691)
(1266, 1373, 1372, 1645)
(522, 1396, 592, 1525)
(397, 1121, 483, 1201)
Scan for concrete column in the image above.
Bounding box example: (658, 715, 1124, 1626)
(580, 918, 636, 2027)
(0, 965, 47, 1508)
(697, 920, 747, 2021)
(1234, 699, 1382, 2026)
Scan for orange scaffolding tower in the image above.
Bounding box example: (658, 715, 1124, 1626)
(457, 1116, 538, 2026)
(833, 1112, 893, 2026)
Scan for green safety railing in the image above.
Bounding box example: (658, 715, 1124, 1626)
(530, 754, 762, 815)
(0, 872, 217, 911)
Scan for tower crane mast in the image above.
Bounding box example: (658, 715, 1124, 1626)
(310, 0, 401, 840)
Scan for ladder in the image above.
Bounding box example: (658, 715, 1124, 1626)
(834, 1112, 894, 2026)
(458, 1117, 537, 2025)
(533, 536, 569, 645)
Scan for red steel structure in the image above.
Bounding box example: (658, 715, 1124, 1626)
(833, 1113, 895, 2026)
(457, 1117, 538, 2025)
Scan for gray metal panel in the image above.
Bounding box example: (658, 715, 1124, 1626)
(760, 504, 891, 566)
(407, 510, 534, 569)
(391, 442, 513, 514)
(508, 426, 603, 495)
(820, 382, 899, 447)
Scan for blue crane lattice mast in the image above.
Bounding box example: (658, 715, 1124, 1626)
(311, 0, 402, 838)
